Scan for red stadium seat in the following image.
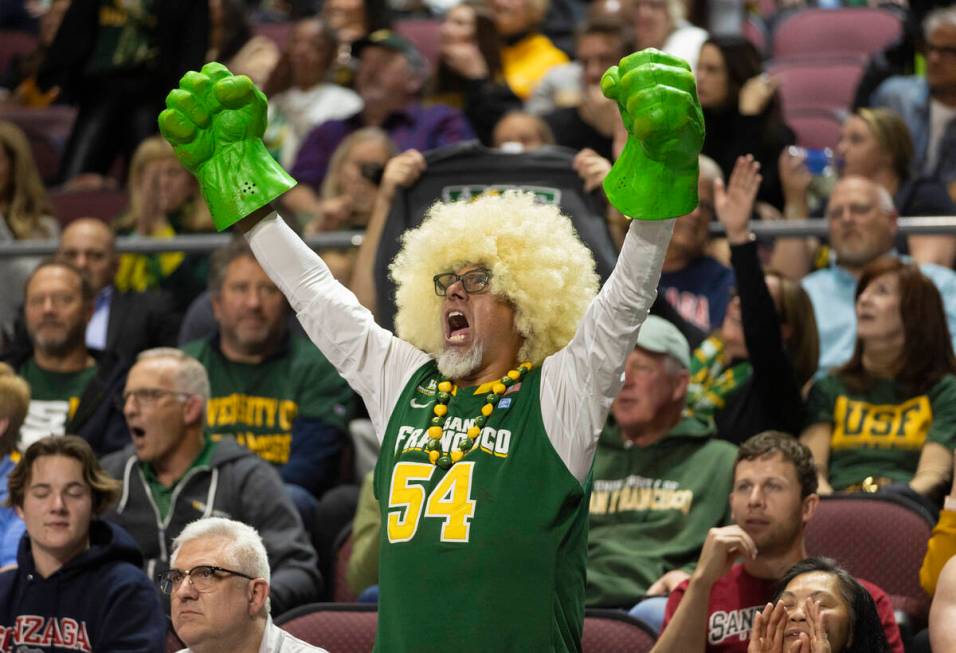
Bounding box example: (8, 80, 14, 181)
(743, 16, 770, 59)
(275, 603, 377, 652)
(583, 609, 657, 652)
(165, 619, 185, 653)
(0, 105, 78, 184)
(805, 494, 933, 627)
(767, 56, 865, 115)
(0, 30, 37, 76)
(49, 188, 129, 226)
(394, 19, 441, 72)
(772, 8, 903, 60)
(786, 107, 844, 150)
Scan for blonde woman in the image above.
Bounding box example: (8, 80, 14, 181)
(0, 121, 58, 337)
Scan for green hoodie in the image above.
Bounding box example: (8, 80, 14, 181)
(587, 415, 737, 608)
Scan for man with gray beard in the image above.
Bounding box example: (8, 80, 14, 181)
(1, 260, 130, 455)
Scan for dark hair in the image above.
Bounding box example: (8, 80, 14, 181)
(838, 258, 956, 396)
(736, 431, 818, 498)
(8, 435, 121, 515)
(433, 2, 504, 96)
(703, 35, 784, 122)
(574, 14, 636, 53)
(208, 237, 257, 295)
(24, 258, 95, 306)
(215, 0, 253, 63)
(773, 557, 891, 653)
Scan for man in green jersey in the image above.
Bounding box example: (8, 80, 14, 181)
(4, 260, 129, 454)
(158, 50, 703, 651)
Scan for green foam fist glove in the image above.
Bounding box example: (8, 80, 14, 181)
(158, 62, 296, 231)
(601, 49, 705, 220)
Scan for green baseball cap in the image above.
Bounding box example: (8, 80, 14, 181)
(635, 315, 690, 369)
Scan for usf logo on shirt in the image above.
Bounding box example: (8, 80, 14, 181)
(831, 395, 931, 450)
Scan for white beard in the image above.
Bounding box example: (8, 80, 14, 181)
(436, 342, 485, 380)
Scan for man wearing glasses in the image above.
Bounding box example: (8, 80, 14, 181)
(0, 435, 165, 651)
(101, 348, 321, 616)
(164, 517, 327, 653)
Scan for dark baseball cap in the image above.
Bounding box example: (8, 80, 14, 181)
(352, 29, 428, 77)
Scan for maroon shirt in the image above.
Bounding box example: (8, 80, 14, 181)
(661, 563, 904, 653)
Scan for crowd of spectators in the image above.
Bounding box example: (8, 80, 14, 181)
(1, 0, 956, 650)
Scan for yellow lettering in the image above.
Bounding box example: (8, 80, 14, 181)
(832, 396, 931, 451)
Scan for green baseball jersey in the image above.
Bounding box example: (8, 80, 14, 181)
(807, 373, 956, 490)
(587, 416, 736, 608)
(374, 363, 589, 653)
(182, 335, 352, 466)
(18, 358, 97, 450)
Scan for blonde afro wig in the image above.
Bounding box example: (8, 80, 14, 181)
(389, 191, 600, 366)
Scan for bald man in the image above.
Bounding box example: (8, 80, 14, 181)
(3, 218, 178, 366)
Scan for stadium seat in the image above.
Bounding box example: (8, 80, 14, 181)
(275, 603, 377, 652)
(0, 105, 78, 184)
(333, 526, 358, 603)
(583, 609, 657, 652)
(49, 188, 129, 226)
(165, 619, 185, 653)
(767, 56, 865, 115)
(772, 8, 903, 60)
(805, 494, 933, 628)
(743, 15, 770, 58)
(0, 30, 37, 76)
(394, 19, 441, 72)
(785, 107, 845, 150)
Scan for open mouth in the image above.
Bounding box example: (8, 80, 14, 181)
(130, 426, 146, 439)
(446, 311, 470, 343)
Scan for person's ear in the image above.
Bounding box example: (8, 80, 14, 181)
(801, 492, 819, 525)
(247, 578, 269, 616)
(183, 395, 205, 427)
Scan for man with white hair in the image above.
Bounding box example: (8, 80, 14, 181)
(167, 517, 328, 653)
(801, 175, 956, 370)
(102, 348, 320, 615)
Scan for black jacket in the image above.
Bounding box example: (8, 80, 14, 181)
(0, 519, 165, 652)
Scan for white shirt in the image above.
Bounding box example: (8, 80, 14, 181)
(266, 84, 363, 169)
(177, 616, 329, 653)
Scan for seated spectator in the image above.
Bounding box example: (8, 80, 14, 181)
(535, 17, 632, 162)
(113, 136, 213, 310)
(3, 260, 129, 454)
(589, 316, 736, 620)
(802, 258, 956, 507)
(166, 517, 329, 653)
(629, 0, 707, 71)
(35, 0, 208, 183)
(779, 107, 956, 271)
(491, 110, 555, 151)
(263, 17, 363, 169)
(801, 176, 956, 370)
(181, 239, 353, 514)
(0, 364, 27, 568)
(931, 556, 956, 653)
(750, 557, 892, 653)
(0, 0, 70, 107)
(660, 155, 734, 333)
(102, 348, 321, 615)
(428, 2, 523, 147)
(346, 470, 380, 599)
(697, 36, 795, 210)
(871, 6, 956, 205)
(490, 0, 569, 100)
(207, 0, 279, 89)
(651, 432, 902, 652)
(0, 121, 58, 342)
(0, 435, 165, 651)
(282, 30, 474, 218)
(920, 451, 956, 597)
(687, 156, 818, 444)
(321, 0, 392, 87)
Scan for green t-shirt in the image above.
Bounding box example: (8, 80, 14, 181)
(18, 358, 97, 450)
(181, 335, 352, 466)
(806, 374, 956, 490)
(373, 363, 589, 652)
(85, 0, 158, 75)
(142, 438, 216, 520)
(587, 416, 737, 607)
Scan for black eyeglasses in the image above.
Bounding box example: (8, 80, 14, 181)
(157, 565, 256, 594)
(433, 269, 492, 296)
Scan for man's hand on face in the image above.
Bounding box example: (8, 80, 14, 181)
(692, 525, 758, 588)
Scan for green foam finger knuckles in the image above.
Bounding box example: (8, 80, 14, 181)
(157, 62, 296, 232)
(601, 48, 704, 221)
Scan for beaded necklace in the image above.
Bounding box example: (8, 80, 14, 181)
(423, 361, 533, 468)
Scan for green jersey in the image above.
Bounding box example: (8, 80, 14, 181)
(182, 335, 352, 481)
(807, 373, 956, 489)
(375, 363, 589, 652)
(19, 358, 97, 450)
